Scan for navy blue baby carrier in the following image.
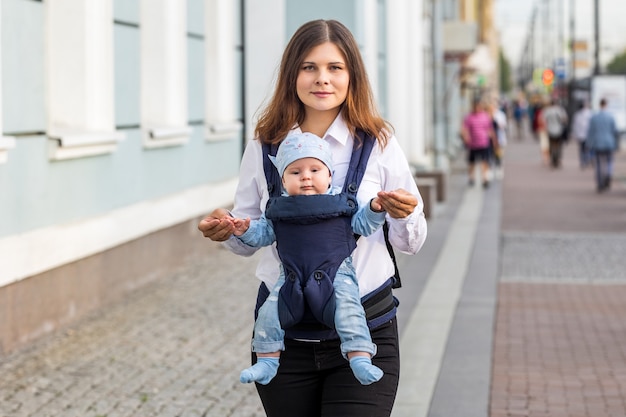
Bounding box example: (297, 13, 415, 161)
(257, 130, 401, 341)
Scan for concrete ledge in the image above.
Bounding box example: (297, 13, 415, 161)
(415, 177, 437, 219)
(426, 177, 500, 417)
(415, 169, 447, 202)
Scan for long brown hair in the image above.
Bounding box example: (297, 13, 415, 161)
(254, 19, 392, 147)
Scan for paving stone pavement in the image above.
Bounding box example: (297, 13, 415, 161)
(0, 247, 266, 417)
(501, 231, 626, 283)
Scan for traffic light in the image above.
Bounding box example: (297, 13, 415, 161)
(542, 68, 554, 86)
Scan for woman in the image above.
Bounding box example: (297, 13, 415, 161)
(198, 19, 427, 416)
(460, 98, 497, 188)
(535, 102, 550, 165)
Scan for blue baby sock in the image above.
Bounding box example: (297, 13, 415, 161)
(240, 357, 280, 385)
(349, 356, 383, 385)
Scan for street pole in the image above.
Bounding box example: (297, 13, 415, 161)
(593, 0, 600, 75)
(541, 0, 552, 68)
(568, 0, 576, 114)
(558, 0, 564, 101)
(569, 0, 575, 82)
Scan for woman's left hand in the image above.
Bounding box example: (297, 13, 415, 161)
(376, 189, 418, 219)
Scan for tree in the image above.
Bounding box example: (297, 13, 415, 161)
(606, 49, 626, 75)
(498, 49, 513, 93)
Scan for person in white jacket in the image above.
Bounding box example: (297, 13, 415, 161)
(571, 101, 593, 169)
(197, 19, 427, 417)
(542, 99, 568, 168)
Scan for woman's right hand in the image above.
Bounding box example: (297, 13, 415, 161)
(198, 208, 236, 241)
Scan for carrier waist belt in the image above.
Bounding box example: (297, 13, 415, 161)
(285, 279, 396, 335)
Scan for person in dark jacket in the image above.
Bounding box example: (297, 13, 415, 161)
(586, 98, 620, 192)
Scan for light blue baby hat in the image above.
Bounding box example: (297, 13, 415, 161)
(269, 132, 334, 178)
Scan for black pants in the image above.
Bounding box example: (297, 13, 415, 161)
(254, 318, 400, 417)
(548, 136, 563, 167)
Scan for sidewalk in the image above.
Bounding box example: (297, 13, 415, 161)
(491, 136, 626, 417)
(402, 135, 626, 417)
(1, 133, 626, 417)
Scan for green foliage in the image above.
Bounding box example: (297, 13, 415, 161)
(606, 49, 626, 75)
(498, 49, 513, 93)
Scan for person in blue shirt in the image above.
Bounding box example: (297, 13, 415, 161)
(586, 98, 619, 192)
(228, 132, 386, 386)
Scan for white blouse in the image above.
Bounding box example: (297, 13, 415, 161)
(223, 115, 428, 297)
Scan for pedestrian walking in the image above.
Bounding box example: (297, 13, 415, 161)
(535, 101, 550, 165)
(512, 98, 527, 140)
(197, 19, 427, 417)
(489, 99, 508, 179)
(461, 99, 498, 188)
(529, 99, 541, 141)
(571, 100, 593, 169)
(542, 99, 568, 168)
(586, 98, 620, 192)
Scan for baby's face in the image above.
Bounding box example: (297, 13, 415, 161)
(282, 157, 332, 196)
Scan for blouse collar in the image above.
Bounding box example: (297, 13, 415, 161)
(292, 113, 351, 147)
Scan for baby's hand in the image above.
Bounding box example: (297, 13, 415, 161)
(370, 197, 385, 213)
(232, 217, 251, 236)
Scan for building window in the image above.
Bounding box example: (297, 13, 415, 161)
(45, 0, 125, 160)
(140, 0, 191, 148)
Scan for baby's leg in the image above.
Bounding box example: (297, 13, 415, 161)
(240, 274, 286, 385)
(240, 352, 280, 385)
(333, 258, 383, 385)
(348, 353, 383, 385)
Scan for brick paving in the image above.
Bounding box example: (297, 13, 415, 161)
(491, 283, 626, 417)
(492, 134, 626, 417)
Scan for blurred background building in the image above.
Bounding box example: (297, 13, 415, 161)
(0, 0, 499, 355)
(512, 0, 626, 123)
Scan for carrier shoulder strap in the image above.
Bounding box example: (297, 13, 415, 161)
(350, 130, 402, 288)
(343, 129, 374, 196)
(262, 141, 281, 198)
(261, 131, 402, 288)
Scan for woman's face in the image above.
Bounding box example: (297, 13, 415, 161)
(296, 42, 350, 118)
